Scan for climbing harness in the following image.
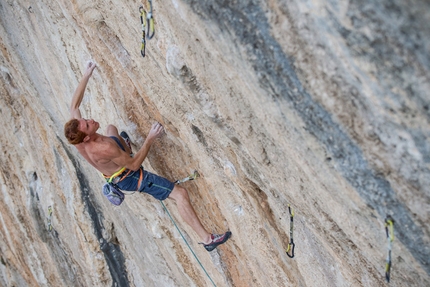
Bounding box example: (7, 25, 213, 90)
(104, 167, 127, 183)
(285, 204, 295, 258)
(174, 170, 200, 184)
(139, 0, 155, 57)
(160, 171, 216, 286)
(47, 206, 53, 232)
(385, 216, 395, 282)
(101, 167, 143, 206)
(103, 167, 143, 187)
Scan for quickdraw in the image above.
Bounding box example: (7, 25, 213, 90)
(285, 204, 295, 258)
(47, 205, 53, 232)
(175, 170, 200, 184)
(139, 0, 155, 57)
(385, 216, 395, 282)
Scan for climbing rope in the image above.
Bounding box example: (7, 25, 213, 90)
(160, 200, 216, 287)
(385, 216, 395, 282)
(160, 171, 216, 286)
(139, 0, 155, 57)
(285, 204, 295, 258)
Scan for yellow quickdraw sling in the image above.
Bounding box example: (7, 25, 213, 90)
(286, 204, 295, 258)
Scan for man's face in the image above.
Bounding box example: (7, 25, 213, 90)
(78, 118, 100, 136)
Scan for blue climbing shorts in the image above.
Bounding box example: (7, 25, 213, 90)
(116, 168, 174, 200)
(139, 170, 175, 200)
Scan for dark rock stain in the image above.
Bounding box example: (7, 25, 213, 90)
(58, 138, 130, 286)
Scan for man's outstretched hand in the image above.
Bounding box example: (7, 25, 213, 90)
(84, 61, 97, 78)
(147, 122, 164, 143)
(125, 122, 165, 171)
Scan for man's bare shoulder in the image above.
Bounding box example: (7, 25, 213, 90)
(76, 135, 116, 157)
(92, 135, 122, 155)
(84, 136, 123, 166)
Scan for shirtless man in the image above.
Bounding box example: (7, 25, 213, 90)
(64, 61, 230, 251)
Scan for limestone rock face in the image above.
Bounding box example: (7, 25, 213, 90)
(1, 0, 429, 286)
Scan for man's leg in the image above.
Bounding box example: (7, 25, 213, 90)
(167, 185, 212, 244)
(106, 124, 132, 154)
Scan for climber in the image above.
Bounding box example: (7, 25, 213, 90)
(63, 61, 231, 252)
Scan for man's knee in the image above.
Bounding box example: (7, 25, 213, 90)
(169, 185, 189, 202)
(106, 124, 119, 136)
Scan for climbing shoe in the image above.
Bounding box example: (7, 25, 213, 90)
(202, 231, 232, 252)
(120, 131, 132, 154)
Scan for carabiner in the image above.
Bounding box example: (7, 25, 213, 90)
(384, 216, 395, 282)
(139, 5, 147, 57)
(47, 205, 53, 231)
(286, 242, 295, 258)
(146, 0, 155, 39)
(174, 170, 200, 184)
(285, 204, 295, 258)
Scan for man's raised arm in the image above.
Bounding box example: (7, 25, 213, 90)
(70, 61, 97, 119)
(109, 123, 165, 171)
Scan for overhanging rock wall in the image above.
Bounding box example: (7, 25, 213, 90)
(0, 0, 429, 286)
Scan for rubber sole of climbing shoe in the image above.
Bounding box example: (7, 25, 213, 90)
(203, 231, 232, 252)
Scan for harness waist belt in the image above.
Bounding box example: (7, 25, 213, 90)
(104, 167, 128, 183)
(103, 166, 144, 191)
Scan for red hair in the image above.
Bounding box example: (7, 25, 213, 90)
(64, 119, 87, 145)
